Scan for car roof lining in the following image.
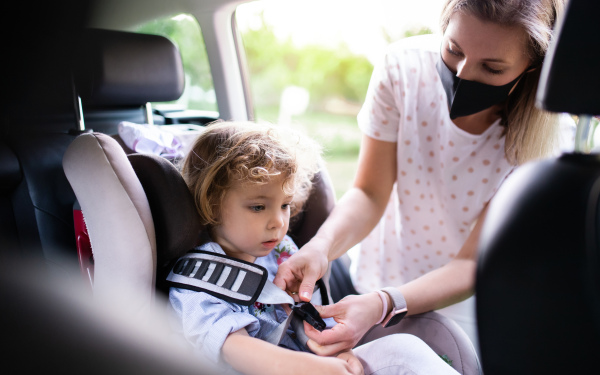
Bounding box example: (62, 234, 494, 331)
(87, 0, 248, 31)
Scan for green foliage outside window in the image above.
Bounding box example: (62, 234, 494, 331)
(136, 15, 217, 111)
(241, 14, 373, 110)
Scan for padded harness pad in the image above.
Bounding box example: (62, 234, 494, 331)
(167, 250, 268, 306)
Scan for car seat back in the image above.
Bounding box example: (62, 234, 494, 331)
(63, 130, 339, 310)
(1, 23, 82, 265)
(476, 1, 600, 373)
(0, 141, 23, 253)
(64, 133, 158, 309)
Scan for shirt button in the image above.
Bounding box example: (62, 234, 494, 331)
(290, 333, 297, 339)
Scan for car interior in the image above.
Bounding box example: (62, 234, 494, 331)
(1, 0, 598, 373)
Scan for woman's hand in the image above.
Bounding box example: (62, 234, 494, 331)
(305, 293, 382, 356)
(273, 237, 330, 302)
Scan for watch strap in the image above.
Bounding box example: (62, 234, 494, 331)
(374, 290, 388, 325)
(381, 287, 408, 328)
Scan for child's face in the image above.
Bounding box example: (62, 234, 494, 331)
(212, 174, 293, 263)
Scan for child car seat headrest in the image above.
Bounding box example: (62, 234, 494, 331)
(128, 153, 204, 294)
(64, 133, 203, 302)
(75, 28, 185, 107)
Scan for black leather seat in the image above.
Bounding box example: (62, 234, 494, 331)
(0, 3, 85, 269)
(476, 1, 600, 373)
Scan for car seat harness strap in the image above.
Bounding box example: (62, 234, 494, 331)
(166, 250, 326, 349)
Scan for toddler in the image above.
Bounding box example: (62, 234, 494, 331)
(169, 121, 459, 375)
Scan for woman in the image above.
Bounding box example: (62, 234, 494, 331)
(273, 0, 572, 355)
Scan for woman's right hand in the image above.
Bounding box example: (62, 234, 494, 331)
(304, 292, 383, 356)
(273, 237, 330, 302)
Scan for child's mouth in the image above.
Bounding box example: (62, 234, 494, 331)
(262, 239, 278, 249)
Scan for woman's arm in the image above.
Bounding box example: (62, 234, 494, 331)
(304, 205, 488, 356)
(397, 204, 487, 314)
(316, 134, 398, 260)
(222, 328, 363, 375)
(274, 135, 397, 300)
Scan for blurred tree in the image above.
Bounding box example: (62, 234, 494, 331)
(240, 12, 373, 110)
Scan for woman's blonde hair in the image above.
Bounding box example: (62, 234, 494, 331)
(440, 0, 566, 165)
(181, 121, 321, 229)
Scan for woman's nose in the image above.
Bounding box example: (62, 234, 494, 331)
(456, 59, 471, 80)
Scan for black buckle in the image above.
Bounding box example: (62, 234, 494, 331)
(292, 302, 326, 331)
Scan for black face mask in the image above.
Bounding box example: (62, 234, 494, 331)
(436, 54, 525, 119)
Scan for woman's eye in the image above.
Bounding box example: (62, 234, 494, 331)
(250, 205, 264, 212)
(446, 46, 462, 57)
(484, 65, 504, 75)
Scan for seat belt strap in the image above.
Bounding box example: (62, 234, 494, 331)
(167, 250, 327, 349)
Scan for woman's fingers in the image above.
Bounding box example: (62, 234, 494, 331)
(273, 244, 329, 302)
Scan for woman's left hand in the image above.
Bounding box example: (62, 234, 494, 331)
(305, 293, 382, 356)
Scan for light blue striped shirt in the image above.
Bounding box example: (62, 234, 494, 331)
(169, 235, 309, 368)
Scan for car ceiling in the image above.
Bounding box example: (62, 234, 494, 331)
(87, 0, 249, 31)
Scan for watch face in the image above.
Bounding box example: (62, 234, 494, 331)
(383, 309, 407, 328)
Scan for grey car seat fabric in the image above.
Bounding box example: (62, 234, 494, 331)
(63, 133, 157, 311)
(359, 311, 481, 375)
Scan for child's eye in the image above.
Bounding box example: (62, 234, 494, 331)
(281, 203, 291, 210)
(249, 205, 265, 212)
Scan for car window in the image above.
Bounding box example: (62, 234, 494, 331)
(136, 14, 218, 115)
(236, 1, 437, 199)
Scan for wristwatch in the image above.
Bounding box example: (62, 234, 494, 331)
(381, 287, 408, 328)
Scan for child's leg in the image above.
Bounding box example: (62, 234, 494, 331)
(353, 334, 460, 375)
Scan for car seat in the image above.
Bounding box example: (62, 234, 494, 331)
(476, 0, 600, 374)
(0, 8, 87, 270)
(64, 27, 481, 374)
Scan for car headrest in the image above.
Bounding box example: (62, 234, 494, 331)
(75, 28, 185, 107)
(537, 0, 600, 115)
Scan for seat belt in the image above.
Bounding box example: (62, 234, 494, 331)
(166, 250, 327, 348)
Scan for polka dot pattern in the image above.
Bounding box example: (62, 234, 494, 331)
(354, 34, 516, 294)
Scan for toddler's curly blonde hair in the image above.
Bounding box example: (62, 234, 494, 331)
(181, 121, 322, 229)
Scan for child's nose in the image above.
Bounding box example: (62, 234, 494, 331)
(268, 211, 285, 229)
